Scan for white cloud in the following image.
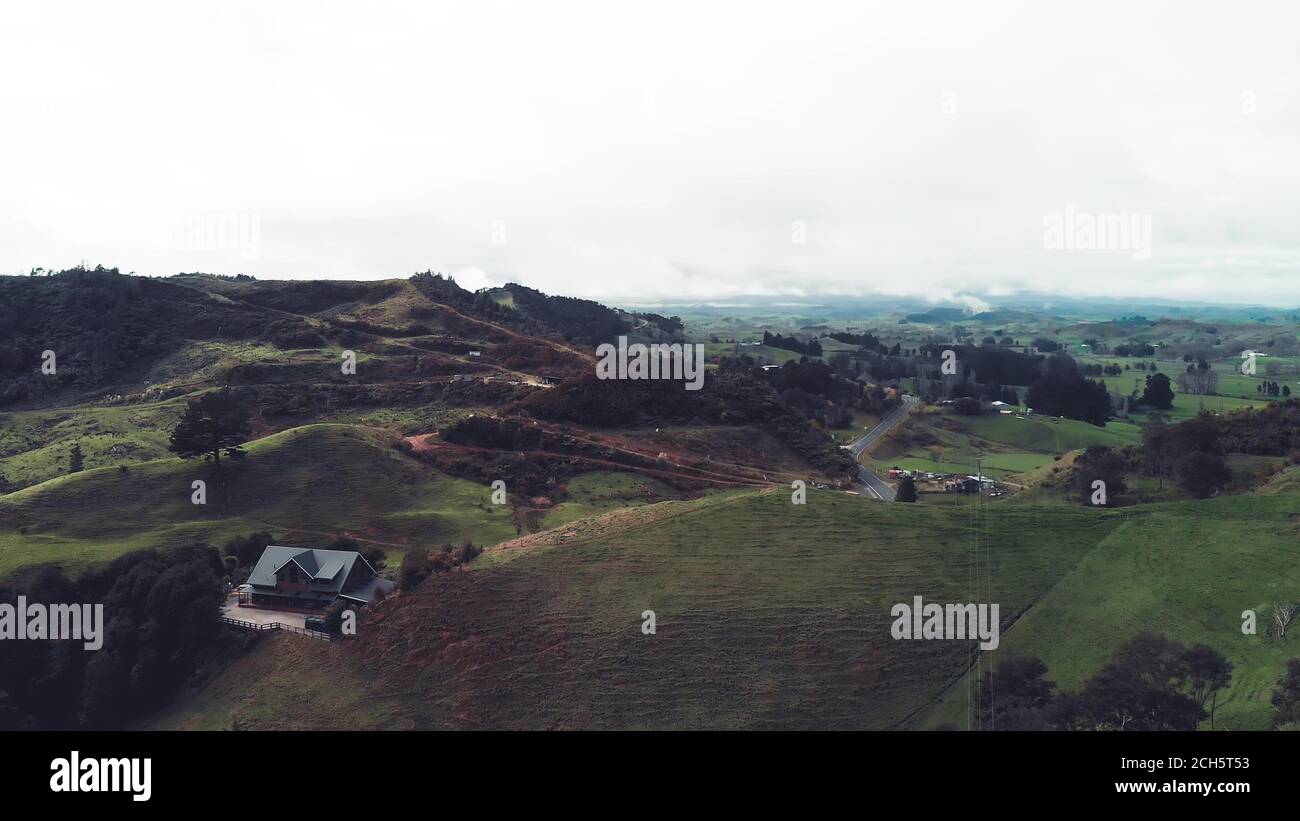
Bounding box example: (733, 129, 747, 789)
(2, 0, 1299, 304)
(450, 267, 504, 292)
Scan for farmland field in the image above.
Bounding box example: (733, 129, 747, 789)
(154, 488, 1122, 730)
(868, 410, 1141, 484)
(920, 471, 1300, 730)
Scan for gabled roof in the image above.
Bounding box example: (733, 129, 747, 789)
(339, 576, 397, 605)
(246, 546, 374, 594)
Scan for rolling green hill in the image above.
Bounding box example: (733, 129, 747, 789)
(153, 488, 1121, 730)
(959, 413, 1141, 452)
(154, 467, 1300, 731)
(0, 423, 515, 578)
(921, 473, 1300, 730)
(869, 410, 1142, 481)
(0, 400, 187, 489)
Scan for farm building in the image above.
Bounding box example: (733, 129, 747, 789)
(943, 476, 996, 494)
(238, 546, 394, 612)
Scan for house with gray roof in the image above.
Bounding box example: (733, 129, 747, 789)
(238, 545, 395, 611)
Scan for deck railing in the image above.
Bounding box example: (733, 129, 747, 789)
(219, 616, 332, 641)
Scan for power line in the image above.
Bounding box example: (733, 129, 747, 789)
(968, 454, 993, 732)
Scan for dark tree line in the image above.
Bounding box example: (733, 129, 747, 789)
(762, 332, 822, 357)
(0, 545, 240, 730)
(1114, 342, 1156, 357)
(956, 345, 1043, 386)
(973, 635, 1230, 731)
(1081, 362, 1123, 376)
(1132, 399, 1300, 498)
(1212, 399, 1300, 455)
(1025, 355, 1112, 426)
(828, 331, 888, 354)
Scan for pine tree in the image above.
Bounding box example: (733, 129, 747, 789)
(168, 389, 252, 467)
(68, 442, 84, 473)
(896, 476, 918, 503)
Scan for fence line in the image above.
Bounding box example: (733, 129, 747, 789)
(220, 616, 332, 641)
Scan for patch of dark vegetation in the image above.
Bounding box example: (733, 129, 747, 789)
(762, 331, 822, 357)
(481, 341, 588, 377)
(1212, 399, 1300, 457)
(407, 270, 479, 311)
(498, 284, 628, 346)
(1024, 355, 1112, 426)
(404, 442, 573, 499)
(224, 352, 470, 386)
(439, 377, 537, 407)
(226, 279, 401, 314)
(635, 312, 684, 336)
(977, 634, 1230, 731)
(1072, 445, 1130, 506)
(398, 541, 481, 591)
(408, 272, 630, 347)
(757, 357, 876, 429)
(0, 543, 252, 730)
(252, 379, 488, 418)
(512, 359, 855, 478)
(828, 331, 885, 351)
(421, 416, 717, 496)
(325, 316, 439, 338)
(1140, 411, 1257, 499)
(0, 267, 319, 406)
(911, 347, 1111, 425)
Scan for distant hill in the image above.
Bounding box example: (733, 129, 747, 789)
(0, 268, 620, 409)
(0, 267, 322, 406)
(904, 307, 968, 323)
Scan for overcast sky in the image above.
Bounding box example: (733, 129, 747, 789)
(2, 0, 1299, 306)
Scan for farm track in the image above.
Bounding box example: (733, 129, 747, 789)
(405, 433, 784, 489)
(484, 489, 764, 554)
(474, 418, 809, 484)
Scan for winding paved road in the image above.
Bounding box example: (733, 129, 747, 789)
(843, 394, 918, 501)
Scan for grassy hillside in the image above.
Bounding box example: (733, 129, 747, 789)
(920, 471, 1300, 730)
(0, 400, 187, 488)
(536, 471, 684, 530)
(959, 413, 1141, 452)
(869, 409, 1141, 481)
(0, 423, 515, 578)
(154, 488, 1119, 730)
